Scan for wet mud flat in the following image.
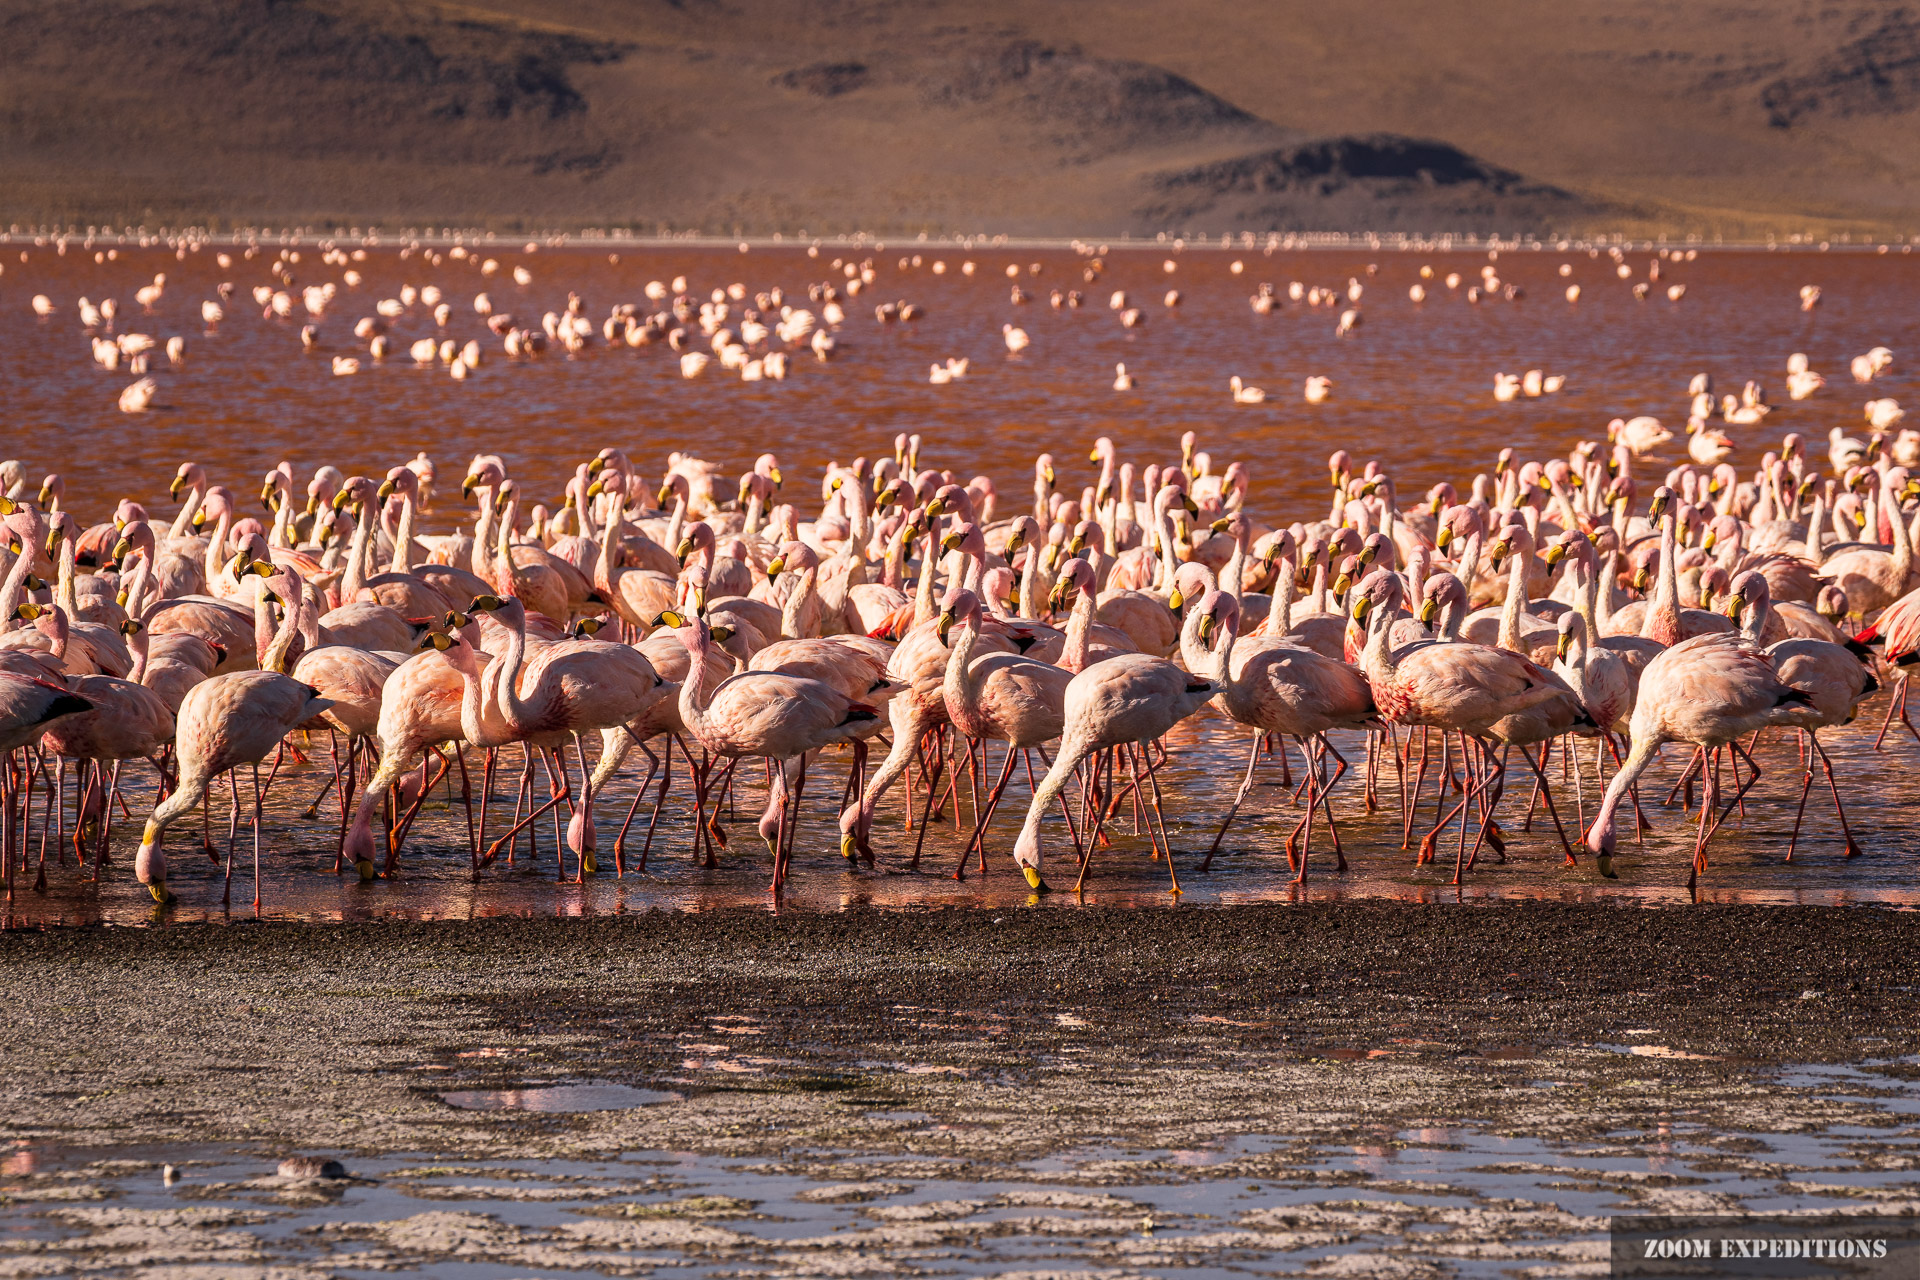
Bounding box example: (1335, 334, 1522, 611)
(5, 904, 1920, 1277)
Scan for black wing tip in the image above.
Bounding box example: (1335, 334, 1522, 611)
(46, 693, 93, 720)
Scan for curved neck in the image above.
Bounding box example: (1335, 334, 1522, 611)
(942, 617, 983, 715)
(663, 497, 687, 556)
(1018, 548, 1043, 618)
(1220, 535, 1247, 604)
(782, 567, 820, 640)
(202, 510, 231, 585)
(56, 538, 78, 618)
(468, 495, 490, 578)
(495, 611, 534, 731)
(1497, 544, 1529, 653)
(344, 501, 373, 599)
(1645, 509, 1681, 643)
(1061, 586, 1095, 672)
(913, 530, 940, 626)
(262, 591, 299, 673)
(677, 637, 720, 737)
(1155, 499, 1181, 589)
(391, 493, 416, 574)
(1885, 477, 1913, 578)
(168, 481, 204, 539)
(270, 494, 294, 548)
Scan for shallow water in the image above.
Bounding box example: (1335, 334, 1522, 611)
(4, 1051, 1918, 1278)
(3, 239, 1918, 922)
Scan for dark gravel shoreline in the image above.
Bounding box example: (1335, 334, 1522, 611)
(5, 902, 1916, 1165)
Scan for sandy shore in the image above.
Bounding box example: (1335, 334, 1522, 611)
(4, 902, 1916, 1169)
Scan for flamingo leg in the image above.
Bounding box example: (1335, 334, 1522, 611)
(251, 761, 265, 912)
(1203, 730, 1263, 870)
(955, 742, 1018, 879)
(1813, 732, 1863, 858)
(1785, 731, 1815, 862)
(1140, 746, 1180, 894)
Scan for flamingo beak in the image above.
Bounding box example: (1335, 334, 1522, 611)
(587, 457, 606, 475)
(1633, 567, 1651, 591)
(1168, 587, 1184, 613)
(766, 557, 785, 579)
(469, 594, 502, 612)
(1197, 612, 1214, 643)
(1435, 526, 1454, 551)
(1419, 598, 1438, 624)
(1544, 543, 1567, 566)
(376, 479, 396, 501)
(1351, 596, 1371, 622)
(170, 476, 186, 497)
(1556, 631, 1572, 660)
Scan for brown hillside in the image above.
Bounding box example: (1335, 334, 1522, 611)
(2, 0, 1916, 237)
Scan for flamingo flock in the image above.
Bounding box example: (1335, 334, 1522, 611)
(1, 232, 1915, 909)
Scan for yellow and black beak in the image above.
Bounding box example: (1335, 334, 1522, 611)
(652, 609, 687, 629)
(1419, 597, 1439, 624)
(1435, 525, 1454, 551)
(15, 602, 43, 621)
(121, 619, 143, 637)
(1005, 528, 1026, 554)
(676, 538, 695, 566)
(1210, 516, 1231, 533)
(587, 478, 605, 499)
(468, 594, 503, 612)
(936, 609, 955, 644)
(573, 617, 604, 637)
(1633, 567, 1651, 591)
(1182, 495, 1200, 516)
(769, 467, 782, 488)
(1543, 542, 1567, 566)
(169, 475, 186, 497)
(657, 483, 675, 507)
(940, 530, 963, 553)
(1087, 447, 1101, 463)
(587, 457, 607, 476)
(1168, 586, 1184, 614)
(260, 481, 278, 510)
(1650, 491, 1671, 519)
(766, 556, 786, 579)
(1701, 528, 1717, 552)
(376, 478, 396, 501)
(1351, 595, 1372, 622)
(445, 610, 472, 629)
(331, 488, 353, 512)
(1197, 611, 1216, 644)
(462, 476, 480, 499)
(1556, 631, 1572, 660)
(1332, 572, 1352, 595)
(419, 631, 453, 651)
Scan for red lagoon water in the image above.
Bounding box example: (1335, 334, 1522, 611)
(1, 239, 1917, 923)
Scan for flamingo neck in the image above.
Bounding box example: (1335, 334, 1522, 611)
(663, 497, 687, 556)
(1497, 542, 1529, 653)
(1061, 586, 1095, 673)
(912, 530, 939, 626)
(343, 501, 373, 600)
(470, 487, 496, 580)
(262, 590, 299, 674)
(1220, 535, 1246, 604)
(168, 481, 204, 539)
(496, 609, 534, 732)
(1154, 499, 1181, 590)
(782, 566, 820, 640)
(1645, 510, 1681, 644)
(942, 617, 982, 719)
(391, 493, 415, 574)
(202, 511, 231, 586)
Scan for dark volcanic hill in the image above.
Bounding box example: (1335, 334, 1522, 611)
(2, 0, 1917, 237)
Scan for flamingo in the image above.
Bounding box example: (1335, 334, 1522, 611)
(136, 671, 333, 904)
(666, 609, 877, 889)
(1585, 628, 1819, 889)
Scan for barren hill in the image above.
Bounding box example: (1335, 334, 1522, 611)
(3, 0, 1918, 237)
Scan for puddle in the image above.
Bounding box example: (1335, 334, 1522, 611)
(9, 1057, 1920, 1280)
(438, 1082, 682, 1112)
